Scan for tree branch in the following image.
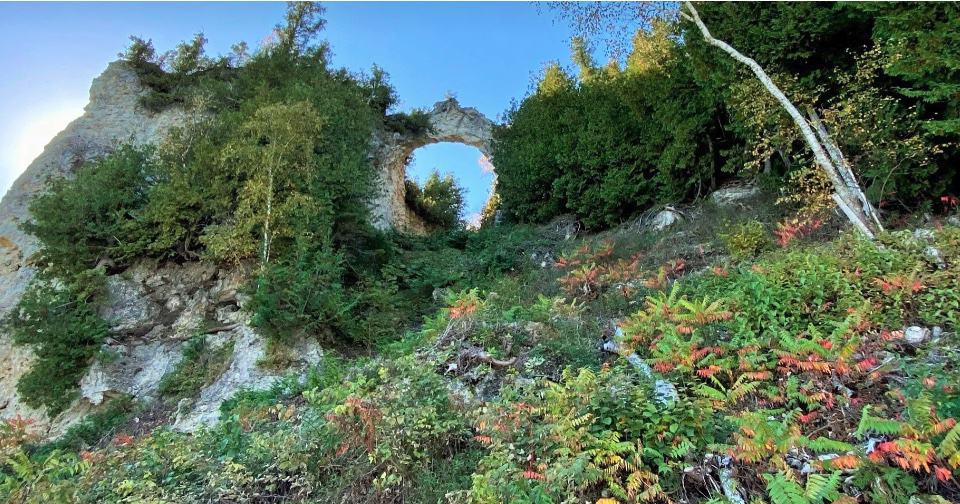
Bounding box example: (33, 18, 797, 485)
(682, 1, 881, 238)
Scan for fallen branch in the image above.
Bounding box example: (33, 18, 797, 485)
(459, 343, 517, 368)
(716, 455, 747, 504)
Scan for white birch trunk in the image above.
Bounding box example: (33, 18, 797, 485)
(681, 1, 882, 239)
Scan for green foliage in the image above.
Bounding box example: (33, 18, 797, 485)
(493, 21, 736, 229)
(383, 108, 432, 136)
(720, 219, 772, 259)
(251, 238, 354, 343)
(9, 4, 960, 502)
(200, 100, 327, 265)
(868, 3, 960, 139)
(322, 356, 469, 490)
(499, 3, 960, 229)
(404, 170, 466, 230)
(470, 365, 713, 502)
(30, 397, 136, 460)
(23, 146, 157, 274)
(157, 335, 234, 400)
(2, 272, 109, 415)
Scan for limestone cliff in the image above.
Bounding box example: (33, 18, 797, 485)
(0, 61, 189, 433)
(0, 62, 494, 437)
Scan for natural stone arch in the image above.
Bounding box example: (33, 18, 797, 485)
(370, 98, 495, 232)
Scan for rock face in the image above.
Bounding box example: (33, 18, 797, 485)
(0, 64, 480, 437)
(0, 61, 187, 315)
(21, 258, 321, 436)
(0, 61, 189, 433)
(370, 98, 495, 232)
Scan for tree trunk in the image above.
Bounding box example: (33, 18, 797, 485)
(681, 1, 883, 239)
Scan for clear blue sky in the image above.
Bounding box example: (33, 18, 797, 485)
(0, 1, 587, 221)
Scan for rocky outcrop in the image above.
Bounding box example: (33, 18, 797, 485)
(33, 259, 320, 436)
(0, 61, 187, 314)
(172, 325, 323, 432)
(0, 64, 487, 437)
(370, 98, 495, 232)
(0, 61, 189, 432)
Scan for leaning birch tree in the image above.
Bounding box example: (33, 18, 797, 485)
(552, 1, 884, 238)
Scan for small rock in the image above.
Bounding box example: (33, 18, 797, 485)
(924, 246, 946, 268)
(904, 326, 931, 346)
(913, 228, 935, 241)
(933, 326, 943, 339)
(0, 236, 21, 274)
(649, 208, 682, 231)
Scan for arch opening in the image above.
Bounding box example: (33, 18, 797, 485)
(404, 142, 496, 230)
(371, 98, 497, 233)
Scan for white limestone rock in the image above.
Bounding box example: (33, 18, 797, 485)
(709, 185, 761, 206)
(650, 208, 683, 231)
(904, 326, 931, 346)
(370, 98, 495, 232)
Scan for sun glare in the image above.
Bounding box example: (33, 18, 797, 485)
(13, 105, 85, 171)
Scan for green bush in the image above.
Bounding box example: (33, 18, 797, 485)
(384, 109, 433, 136)
(30, 397, 136, 459)
(721, 219, 773, 259)
(2, 272, 109, 415)
(23, 145, 157, 275)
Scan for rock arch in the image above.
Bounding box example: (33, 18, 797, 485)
(370, 98, 495, 232)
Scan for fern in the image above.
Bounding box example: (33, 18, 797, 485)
(765, 472, 807, 504)
(939, 421, 960, 469)
(855, 405, 903, 437)
(807, 437, 854, 454)
(804, 471, 841, 503)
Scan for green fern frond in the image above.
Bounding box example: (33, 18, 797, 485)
(804, 471, 841, 503)
(765, 472, 807, 504)
(855, 405, 903, 437)
(938, 421, 960, 469)
(807, 437, 854, 454)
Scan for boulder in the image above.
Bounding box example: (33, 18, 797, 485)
(710, 185, 761, 206)
(649, 208, 683, 231)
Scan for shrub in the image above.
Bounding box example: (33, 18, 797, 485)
(2, 272, 109, 415)
(721, 219, 772, 259)
(471, 366, 714, 502)
(30, 397, 136, 459)
(158, 335, 234, 400)
(22, 146, 157, 275)
(322, 356, 470, 491)
(384, 109, 433, 136)
(251, 239, 354, 343)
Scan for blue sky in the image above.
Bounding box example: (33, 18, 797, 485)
(0, 1, 586, 220)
